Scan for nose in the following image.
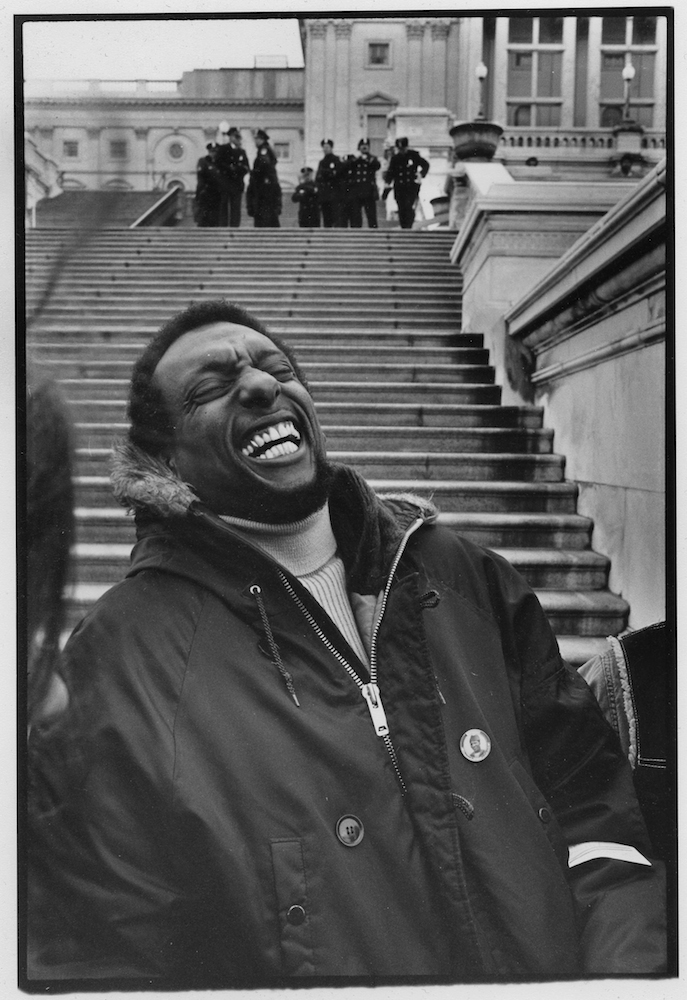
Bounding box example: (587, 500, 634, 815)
(237, 368, 281, 409)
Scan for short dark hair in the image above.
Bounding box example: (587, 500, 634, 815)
(128, 299, 308, 456)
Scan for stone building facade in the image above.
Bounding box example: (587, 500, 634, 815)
(24, 13, 668, 201)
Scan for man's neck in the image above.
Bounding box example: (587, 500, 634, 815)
(219, 503, 336, 577)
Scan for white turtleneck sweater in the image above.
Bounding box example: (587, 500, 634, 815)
(220, 504, 370, 666)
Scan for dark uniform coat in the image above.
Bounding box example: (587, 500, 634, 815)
(291, 178, 320, 227)
(384, 147, 430, 229)
(193, 152, 221, 227)
(27, 452, 666, 985)
(315, 152, 341, 227)
(214, 142, 250, 227)
(246, 144, 282, 227)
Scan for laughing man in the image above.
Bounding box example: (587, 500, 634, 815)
(28, 299, 665, 984)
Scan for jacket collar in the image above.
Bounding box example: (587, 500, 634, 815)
(110, 441, 438, 594)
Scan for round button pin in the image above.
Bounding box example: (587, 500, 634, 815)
(336, 814, 364, 847)
(460, 728, 491, 762)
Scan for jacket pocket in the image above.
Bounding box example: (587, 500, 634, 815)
(270, 839, 314, 976)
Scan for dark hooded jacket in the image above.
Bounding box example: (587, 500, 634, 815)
(27, 448, 666, 986)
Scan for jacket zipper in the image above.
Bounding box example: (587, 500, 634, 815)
(278, 516, 425, 796)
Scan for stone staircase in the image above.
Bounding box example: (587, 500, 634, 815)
(26, 226, 629, 665)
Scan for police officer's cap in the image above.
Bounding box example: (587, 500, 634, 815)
(227, 127, 241, 139)
(256, 129, 270, 142)
(320, 139, 334, 148)
(357, 138, 370, 149)
(395, 137, 409, 149)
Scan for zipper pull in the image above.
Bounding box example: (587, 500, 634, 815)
(361, 683, 389, 737)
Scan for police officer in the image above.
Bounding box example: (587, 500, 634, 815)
(383, 137, 429, 229)
(246, 129, 282, 227)
(336, 154, 362, 228)
(291, 167, 320, 227)
(194, 143, 221, 227)
(214, 127, 250, 228)
(315, 139, 342, 228)
(353, 139, 381, 229)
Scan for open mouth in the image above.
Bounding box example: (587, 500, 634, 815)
(241, 419, 302, 461)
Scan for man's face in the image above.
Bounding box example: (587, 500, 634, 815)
(154, 322, 330, 521)
(322, 143, 333, 155)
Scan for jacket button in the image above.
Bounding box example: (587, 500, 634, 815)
(336, 814, 364, 847)
(538, 807, 552, 823)
(286, 904, 306, 926)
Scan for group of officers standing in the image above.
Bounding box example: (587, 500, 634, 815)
(195, 131, 430, 230)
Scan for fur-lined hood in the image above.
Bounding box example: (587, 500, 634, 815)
(110, 440, 438, 593)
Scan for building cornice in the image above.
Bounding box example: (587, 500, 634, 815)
(25, 97, 304, 109)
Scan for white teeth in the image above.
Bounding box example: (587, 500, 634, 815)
(241, 421, 301, 459)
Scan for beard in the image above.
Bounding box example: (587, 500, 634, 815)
(221, 454, 335, 524)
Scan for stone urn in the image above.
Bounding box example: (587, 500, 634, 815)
(449, 120, 503, 161)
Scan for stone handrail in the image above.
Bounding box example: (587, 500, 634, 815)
(130, 188, 181, 228)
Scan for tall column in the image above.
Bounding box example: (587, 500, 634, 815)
(587, 17, 603, 128)
(560, 16, 577, 128)
(87, 127, 101, 188)
(334, 19, 352, 152)
(305, 19, 328, 168)
(445, 19, 462, 118)
(134, 127, 149, 191)
(430, 20, 450, 107)
(406, 20, 424, 106)
(654, 14, 667, 130)
(492, 18, 509, 124)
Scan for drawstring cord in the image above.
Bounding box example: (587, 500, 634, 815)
(249, 584, 300, 707)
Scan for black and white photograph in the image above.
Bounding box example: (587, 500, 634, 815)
(16, 1, 679, 995)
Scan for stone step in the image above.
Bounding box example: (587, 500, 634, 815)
(74, 478, 578, 513)
(70, 404, 542, 439)
(59, 365, 496, 399)
(34, 345, 490, 375)
(73, 543, 608, 591)
(73, 507, 594, 549)
(28, 328, 475, 348)
(74, 427, 553, 472)
(30, 315, 462, 333)
(64, 582, 623, 637)
(31, 306, 461, 326)
(67, 383, 502, 417)
(74, 451, 563, 485)
(26, 277, 462, 295)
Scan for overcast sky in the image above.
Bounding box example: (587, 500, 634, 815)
(21, 17, 304, 81)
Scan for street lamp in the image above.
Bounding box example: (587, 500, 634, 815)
(449, 58, 502, 161)
(622, 61, 636, 122)
(475, 61, 488, 121)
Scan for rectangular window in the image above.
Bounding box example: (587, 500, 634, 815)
(600, 53, 626, 99)
(537, 51, 562, 97)
(507, 104, 531, 127)
(109, 140, 128, 159)
(536, 104, 561, 127)
(508, 51, 532, 97)
(63, 140, 79, 158)
(632, 16, 656, 45)
(634, 52, 656, 99)
(273, 142, 291, 161)
(602, 17, 627, 44)
(509, 18, 533, 43)
(538, 17, 563, 44)
(367, 43, 390, 67)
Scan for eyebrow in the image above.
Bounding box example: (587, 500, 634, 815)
(182, 346, 288, 390)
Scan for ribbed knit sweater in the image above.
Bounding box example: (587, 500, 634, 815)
(220, 505, 369, 665)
